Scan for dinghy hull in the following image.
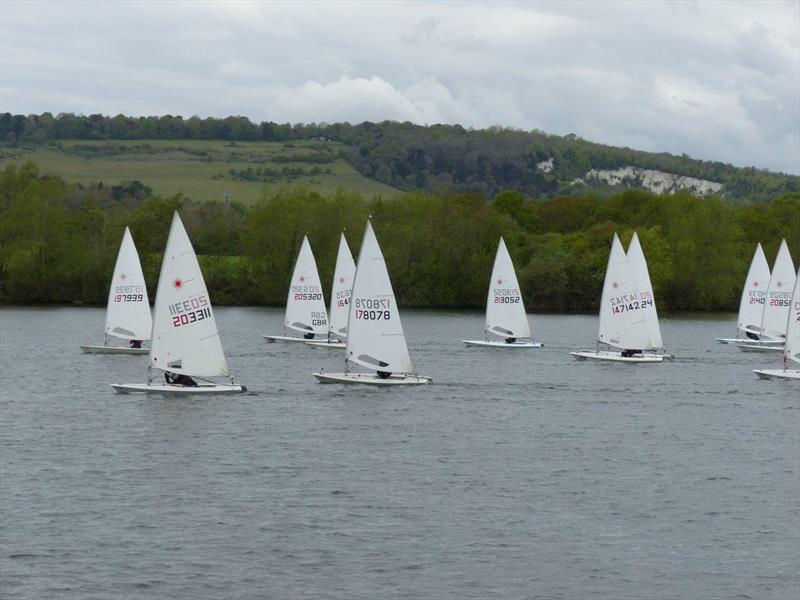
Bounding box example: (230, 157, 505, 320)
(570, 350, 668, 363)
(715, 337, 782, 346)
(753, 369, 800, 380)
(305, 340, 347, 349)
(463, 339, 543, 348)
(735, 343, 784, 353)
(111, 383, 247, 395)
(263, 334, 321, 344)
(312, 372, 432, 385)
(80, 345, 149, 355)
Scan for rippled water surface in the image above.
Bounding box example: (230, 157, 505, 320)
(1, 307, 798, 599)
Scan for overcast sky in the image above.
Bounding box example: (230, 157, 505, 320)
(1, 1, 798, 174)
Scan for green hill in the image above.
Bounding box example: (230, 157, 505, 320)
(0, 139, 400, 204)
(1, 112, 798, 204)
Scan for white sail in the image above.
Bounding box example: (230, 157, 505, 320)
(598, 234, 652, 350)
(284, 235, 328, 337)
(329, 233, 356, 340)
(149, 212, 230, 377)
(760, 240, 796, 339)
(485, 237, 532, 340)
(784, 268, 800, 365)
(345, 221, 413, 374)
(737, 243, 771, 336)
(626, 232, 663, 349)
(105, 227, 152, 341)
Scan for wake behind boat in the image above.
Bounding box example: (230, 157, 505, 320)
(463, 236, 543, 348)
(81, 227, 152, 355)
(570, 232, 671, 363)
(264, 235, 330, 344)
(111, 212, 245, 395)
(312, 220, 431, 386)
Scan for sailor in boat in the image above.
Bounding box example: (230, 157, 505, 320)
(304, 332, 315, 340)
(745, 331, 759, 341)
(504, 337, 517, 344)
(164, 371, 198, 387)
(377, 371, 391, 379)
(621, 349, 642, 358)
(129, 339, 143, 349)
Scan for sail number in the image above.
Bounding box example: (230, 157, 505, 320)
(168, 294, 211, 327)
(113, 284, 145, 303)
(492, 288, 520, 304)
(172, 307, 212, 327)
(294, 292, 323, 301)
(769, 298, 790, 307)
(748, 290, 766, 305)
(336, 289, 351, 308)
(610, 291, 654, 314)
(354, 297, 392, 320)
(612, 298, 654, 314)
(114, 293, 144, 303)
(292, 284, 322, 301)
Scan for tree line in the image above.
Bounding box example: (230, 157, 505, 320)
(1, 161, 798, 312)
(2, 112, 797, 204)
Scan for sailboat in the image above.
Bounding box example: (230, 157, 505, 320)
(463, 237, 541, 348)
(736, 239, 795, 352)
(715, 243, 780, 345)
(754, 267, 800, 380)
(80, 227, 152, 354)
(306, 232, 356, 349)
(571, 233, 669, 362)
(313, 220, 432, 385)
(112, 212, 246, 395)
(263, 235, 329, 343)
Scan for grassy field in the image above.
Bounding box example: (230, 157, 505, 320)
(0, 139, 400, 204)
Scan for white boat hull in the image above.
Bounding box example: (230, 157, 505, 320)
(80, 345, 149, 355)
(570, 350, 668, 363)
(263, 334, 320, 343)
(715, 337, 782, 346)
(312, 372, 432, 385)
(305, 340, 347, 349)
(111, 382, 247, 395)
(462, 339, 543, 348)
(735, 343, 784, 353)
(753, 369, 800, 380)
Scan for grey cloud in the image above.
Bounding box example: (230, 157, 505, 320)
(1, 0, 797, 173)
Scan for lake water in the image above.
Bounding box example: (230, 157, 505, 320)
(0, 307, 798, 599)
